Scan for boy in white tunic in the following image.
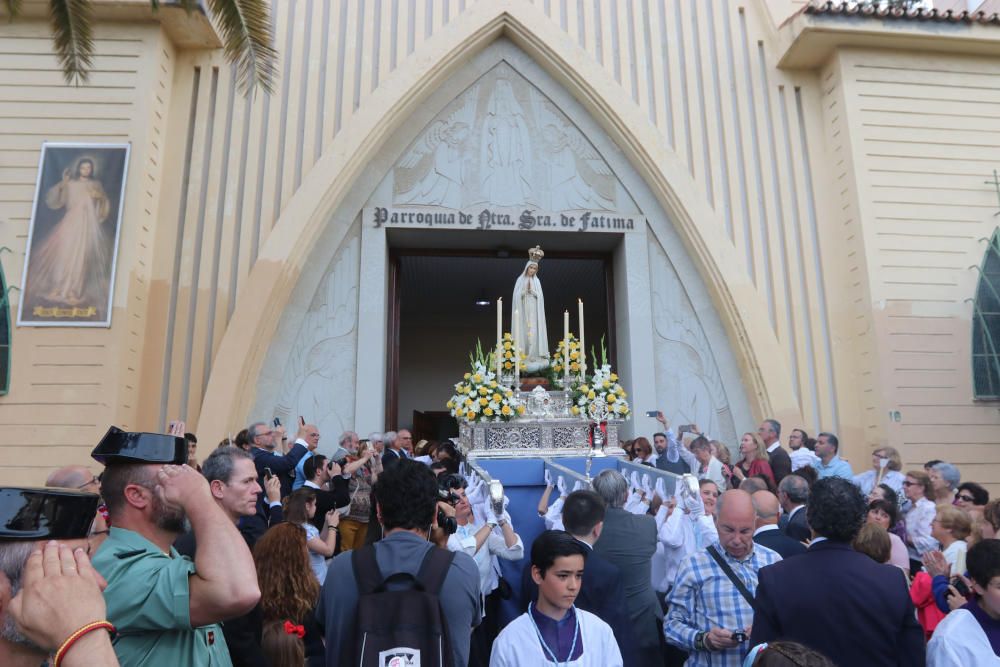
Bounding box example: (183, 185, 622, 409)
(490, 530, 623, 666)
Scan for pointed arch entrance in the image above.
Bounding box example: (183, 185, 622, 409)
(197, 10, 786, 444)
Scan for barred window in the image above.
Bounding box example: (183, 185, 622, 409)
(973, 229, 1000, 399)
(0, 260, 8, 395)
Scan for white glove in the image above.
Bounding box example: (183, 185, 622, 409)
(466, 482, 484, 506)
(544, 469, 553, 487)
(641, 474, 654, 497)
(500, 510, 512, 526)
(655, 477, 668, 500)
(485, 501, 500, 526)
(556, 476, 568, 495)
(573, 480, 585, 491)
(630, 471, 641, 491)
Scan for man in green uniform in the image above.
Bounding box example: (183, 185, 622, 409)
(91, 426, 261, 666)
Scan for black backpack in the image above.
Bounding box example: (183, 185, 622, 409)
(347, 544, 457, 667)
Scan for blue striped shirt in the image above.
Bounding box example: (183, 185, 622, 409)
(664, 542, 781, 667)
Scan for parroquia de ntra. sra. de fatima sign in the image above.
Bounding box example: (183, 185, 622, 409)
(366, 206, 645, 233)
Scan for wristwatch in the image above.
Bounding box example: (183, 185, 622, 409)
(695, 631, 707, 651)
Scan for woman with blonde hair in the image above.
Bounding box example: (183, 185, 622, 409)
(732, 432, 775, 488)
(255, 522, 324, 666)
(854, 446, 905, 498)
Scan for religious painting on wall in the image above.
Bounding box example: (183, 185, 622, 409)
(18, 142, 130, 327)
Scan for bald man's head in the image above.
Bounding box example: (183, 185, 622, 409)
(45, 465, 96, 491)
(716, 489, 756, 559)
(752, 491, 781, 528)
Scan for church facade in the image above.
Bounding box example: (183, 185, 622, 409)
(0, 0, 998, 493)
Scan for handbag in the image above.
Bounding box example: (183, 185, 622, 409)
(706, 545, 755, 610)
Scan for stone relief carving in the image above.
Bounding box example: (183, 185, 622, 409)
(393, 62, 623, 212)
(272, 232, 360, 442)
(649, 239, 737, 448)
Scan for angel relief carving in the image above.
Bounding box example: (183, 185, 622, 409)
(392, 63, 622, 211)
(273, 234, 360, 439)
(649, 239, 737, 446)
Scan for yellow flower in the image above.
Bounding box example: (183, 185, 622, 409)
(490, 381, 498, 388)
(478, 386, 488, 396)
(484, 407, 494, 417)
(446, 400, 454, 409)
(473, 373, 483, 383)
(607, 393, 617, 403)
(610, 373, 618, 382)
(602, 380, 610, 389)
(570, 351, 579, 360)
(479, 397, 488, 406)
(503, 341, 512, 350)
(504, 361, 513, 370)
(464, 372, 471, 380)
(501, 404, 512, 416)
(571, 406, 580, 415)
(505, 390, 513, 398)
(587, 390, 596, 400)
(492, 394, 502, 403)
(504, 332, 512, 340)
(464, 398, 474, 407)
(516, 405, 526, 414)
(466, 411, 476, 420)
(570, 362, 580, 372)
(580, 384, 590, 393)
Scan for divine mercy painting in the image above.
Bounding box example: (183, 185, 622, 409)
(18, 143, 130, 327)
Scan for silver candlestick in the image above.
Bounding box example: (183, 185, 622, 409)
(585, 397, 610, 482)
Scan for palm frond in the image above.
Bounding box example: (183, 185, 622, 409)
(206, 0, 277, 95)
(48, 0, 94, 86)
(3, 0, 24, 20)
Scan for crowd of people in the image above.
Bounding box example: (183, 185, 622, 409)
(0, 414, 997, 666)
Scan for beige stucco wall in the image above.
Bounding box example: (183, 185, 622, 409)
(0, 1, 996, 494)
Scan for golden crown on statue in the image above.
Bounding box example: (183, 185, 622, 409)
(528, 245, 545, 262)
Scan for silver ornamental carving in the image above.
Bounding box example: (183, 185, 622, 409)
(527, 385, 554, 419)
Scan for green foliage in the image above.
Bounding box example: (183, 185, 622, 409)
(5, 0, 276, 95)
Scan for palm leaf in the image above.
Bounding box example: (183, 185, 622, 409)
(48, 0, 94, 86)
(4, 0, 24, 19)
(206, 0, 277, 95)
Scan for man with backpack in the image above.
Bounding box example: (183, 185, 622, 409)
(317, 457, 481, 666)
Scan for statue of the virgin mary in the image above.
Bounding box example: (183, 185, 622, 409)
(513, 246, 550, 371)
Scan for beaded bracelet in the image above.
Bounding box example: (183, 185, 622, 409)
(53, 620, 115, 667)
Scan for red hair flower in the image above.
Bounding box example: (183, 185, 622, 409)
(283, 620, 305, 638)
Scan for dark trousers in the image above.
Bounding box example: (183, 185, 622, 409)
(660, 589, 688, 667)
(469, 589, 503, 666)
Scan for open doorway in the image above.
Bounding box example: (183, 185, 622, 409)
(389, 248, 614, 440)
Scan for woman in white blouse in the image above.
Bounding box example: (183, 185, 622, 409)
(903, 470, 938, 568)
(854, 446, 906, 499)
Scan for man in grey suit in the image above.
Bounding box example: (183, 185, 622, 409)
(592, 470, 663, 667)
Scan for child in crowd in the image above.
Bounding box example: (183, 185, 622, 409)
(490, 530, 623, 666)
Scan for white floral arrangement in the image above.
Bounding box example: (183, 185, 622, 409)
(447, 342, 525, 423)
(573, 364, 631, 420)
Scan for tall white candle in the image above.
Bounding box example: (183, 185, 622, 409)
(513, 307, 520, 387)
(563, 310, 570, 380)
(496, 297, 503, 378)
(578, 298, 585, 376)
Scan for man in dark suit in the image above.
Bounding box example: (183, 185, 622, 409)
(244, 420, 309, 544)
(752, 490, 806, 558)
(380, 429, 411, 469)
(751, 478, 925, 666)
(653, 412, 691, 475)
(592, 470, 663, 667)
(778, 473, 811, 543)
(759, 419, 791, 484)
(522, 490, 636, 666)
(302, 455, 350, 531)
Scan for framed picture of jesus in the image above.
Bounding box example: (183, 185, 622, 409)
(17, 142, 131, 327)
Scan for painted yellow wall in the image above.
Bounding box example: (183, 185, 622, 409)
(0, 1, 996, 496)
